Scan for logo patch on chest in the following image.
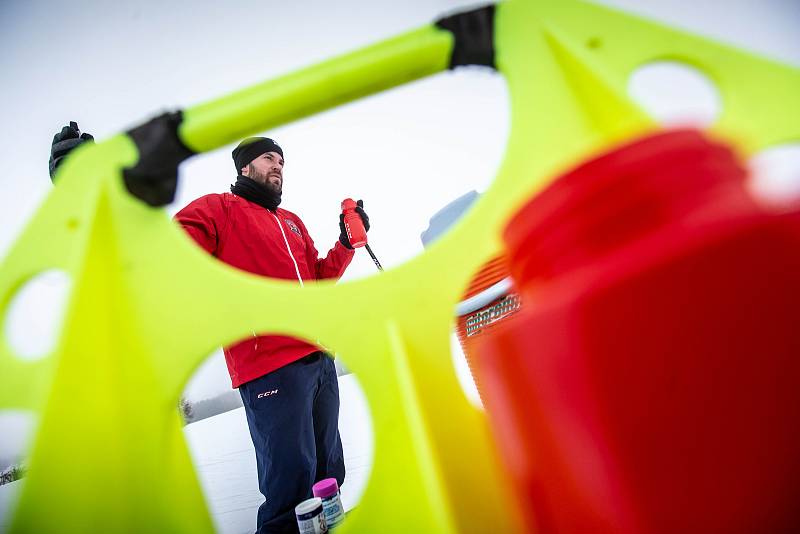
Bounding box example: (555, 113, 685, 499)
(284, 219, 302, 237)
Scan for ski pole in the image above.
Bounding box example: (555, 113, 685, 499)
(365, 243, 383, 271)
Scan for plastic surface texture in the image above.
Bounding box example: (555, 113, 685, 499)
(1, 0, 799, 532)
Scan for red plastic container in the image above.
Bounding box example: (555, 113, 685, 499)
(341, 198, 367, 248)
(476, 130, 800, 533)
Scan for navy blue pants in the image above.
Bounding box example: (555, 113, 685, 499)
(239, 352, 345, 534)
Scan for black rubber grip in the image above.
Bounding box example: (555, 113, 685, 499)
(123, 110, 195, 207)
(435, 4, 496, 69)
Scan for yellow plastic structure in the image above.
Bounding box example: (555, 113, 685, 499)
(1, 1, 798, 532)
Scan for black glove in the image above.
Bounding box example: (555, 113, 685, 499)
(49, 121, 94, 181)
(339, 199, 370, 249)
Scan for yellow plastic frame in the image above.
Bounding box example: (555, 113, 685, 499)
(1, 1, 798, 532)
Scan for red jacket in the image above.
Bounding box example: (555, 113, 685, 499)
(174, 192, 354, 387)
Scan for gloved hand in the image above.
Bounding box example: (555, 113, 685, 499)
(339, 199, 370, 249)
(49, 121, 94, 181)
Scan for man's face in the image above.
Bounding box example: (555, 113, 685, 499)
(243, 151, 284, 194)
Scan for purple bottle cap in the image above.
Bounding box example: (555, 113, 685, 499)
(312, 478, 339, 498)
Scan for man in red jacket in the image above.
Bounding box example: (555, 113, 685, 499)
(50, 124, 366, 533)
(174, 137, 368, 533)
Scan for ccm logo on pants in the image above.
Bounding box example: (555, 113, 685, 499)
(257, 389, 279, 399)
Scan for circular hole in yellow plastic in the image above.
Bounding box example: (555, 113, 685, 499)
(748, 142, 800, 207)
(628, 60, 721, 127)
(3, 270, 71, 361)
(181, 342, 373, 533)
(172, 69, 510, 283)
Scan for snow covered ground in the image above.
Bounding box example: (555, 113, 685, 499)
(0, 480, 17, 532)
(0, 374, 373, 533)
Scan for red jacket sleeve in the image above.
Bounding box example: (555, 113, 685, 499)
(297, 218, 354, 280)
(173, 194, 229, 256)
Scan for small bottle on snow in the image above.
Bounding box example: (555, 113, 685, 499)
(312, 478, 345, 529)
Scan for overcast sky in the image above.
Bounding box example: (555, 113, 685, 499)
(1, 0, 798, 466)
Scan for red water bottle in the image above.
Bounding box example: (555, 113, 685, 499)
(475, 130, 800, 533)
(341, 198, 367, 248)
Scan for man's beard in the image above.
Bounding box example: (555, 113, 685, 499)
(266, 181, 281, 195)
(249, 165, 282, 194)
(231, 174, 282, 211)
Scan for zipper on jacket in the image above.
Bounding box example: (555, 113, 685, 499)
(271, 211, 326, 350)
(253, 211, 305, 354)
(272, 212, 305, 287)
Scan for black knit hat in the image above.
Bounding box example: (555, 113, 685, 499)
(232, 137, 283, 173)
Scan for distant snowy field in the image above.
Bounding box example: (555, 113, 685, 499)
(0, 374, 373, 534)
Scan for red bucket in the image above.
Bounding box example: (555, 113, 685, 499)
(476, 130, 800, 533)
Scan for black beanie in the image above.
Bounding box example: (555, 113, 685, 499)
(232, 137, 284, 173)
